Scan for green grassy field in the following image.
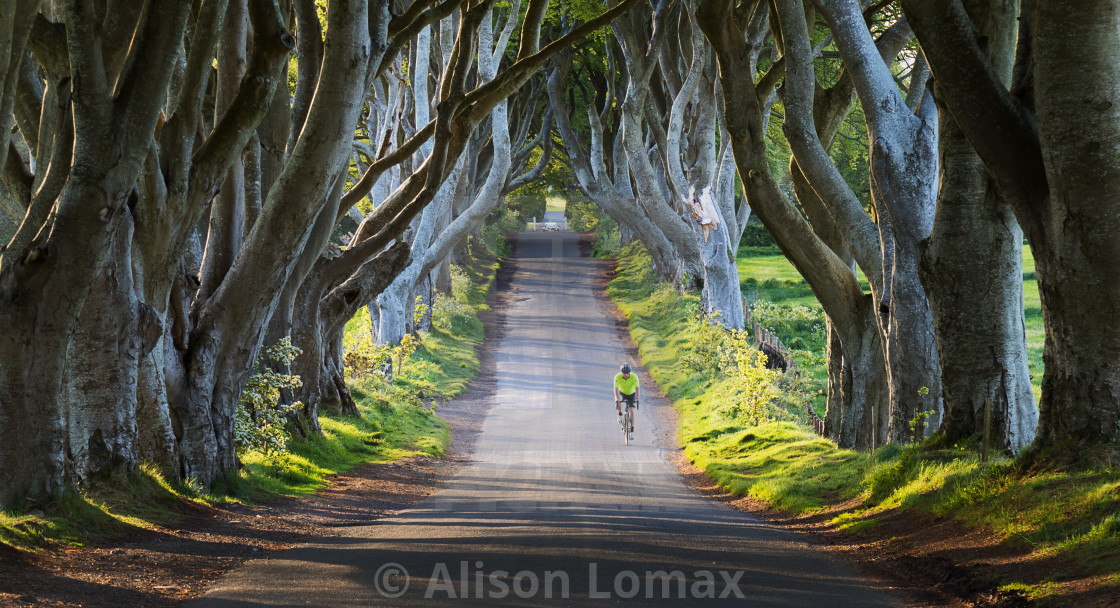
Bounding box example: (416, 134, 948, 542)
(609, 242, 1119, 602)
(739, 243, 1045, 400)
(1021, 247, 1045, 402)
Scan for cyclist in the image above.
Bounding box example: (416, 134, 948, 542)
(614, 363, 639, 440)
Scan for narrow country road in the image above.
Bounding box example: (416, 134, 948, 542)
(189, 232, 899, 607)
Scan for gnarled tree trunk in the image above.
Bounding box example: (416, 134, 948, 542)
(902, 0, 1120, 455)
(0, 0, 192, 504)
(918, 0, 1036, 453)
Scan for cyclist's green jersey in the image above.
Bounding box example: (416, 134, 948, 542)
(614, 372, 639, 395)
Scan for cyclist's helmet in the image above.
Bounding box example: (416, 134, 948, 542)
(620, 363, 632, 374)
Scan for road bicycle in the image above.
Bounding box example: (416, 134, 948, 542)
(617, 399, 638, 445)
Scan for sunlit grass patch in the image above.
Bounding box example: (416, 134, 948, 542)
(832, 512, 881, 532)
(237, 395, 450, 498)
(0, 509, 53, 551)
(241, 450, 330, 497)
(866, 449, 980, 511)
(686, 422, 867, 513)
(1054, 511, 1120, 573)
(998, 580, 1062, 601)
(0, 464, 195, 551)
(0, 495, 123, 551)
(939, 467, 1120, 559)
(1021, 244, 1035, 275)
(737, 251, 807, 283)
(409, 324, 482, 398)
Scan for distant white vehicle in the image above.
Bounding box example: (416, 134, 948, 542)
(542, 222, 560, 232)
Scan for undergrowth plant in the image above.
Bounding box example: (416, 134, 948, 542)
(342, 309, 393, 379)
(413, 295, 428, 328)
(482, 207, 524, 256)
(678, 307, 732, 379)
(718, 330, 782, 425)
(234, 338, 303, 458)
(669, 283, 806, 426)
(432, 293, 476, 334)
(395, 334, 418, 376)
(592, 215, 620, 257)
(450, 264, 472, 303)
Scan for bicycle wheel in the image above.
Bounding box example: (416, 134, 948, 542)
(623, 409, 630, 445)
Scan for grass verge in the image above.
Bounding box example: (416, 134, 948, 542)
(611, 241, 1120, 602)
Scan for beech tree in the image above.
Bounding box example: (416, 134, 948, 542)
(912, 0, 1036, 452)
(698, 0, 899, 447)
(771, 0, 946, 445)
(902, 0, 1120, 455)
(0, 0, 218, 503)
(699, 0, 1039, 451)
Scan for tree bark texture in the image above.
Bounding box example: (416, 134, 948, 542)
(903, 0, 1120, 453)
(196, 0, 250, 305)
(920, 114, 1036, 452)
(0, 0, 193, 504)
(917, 0, 1036, 453)
(811, 0, 943, 443)
(1030, 1, 1120, 449)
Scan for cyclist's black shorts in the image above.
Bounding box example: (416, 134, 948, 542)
(619, 393, 637, 407)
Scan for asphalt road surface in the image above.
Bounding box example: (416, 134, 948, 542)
(190, 231, 899, 607)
